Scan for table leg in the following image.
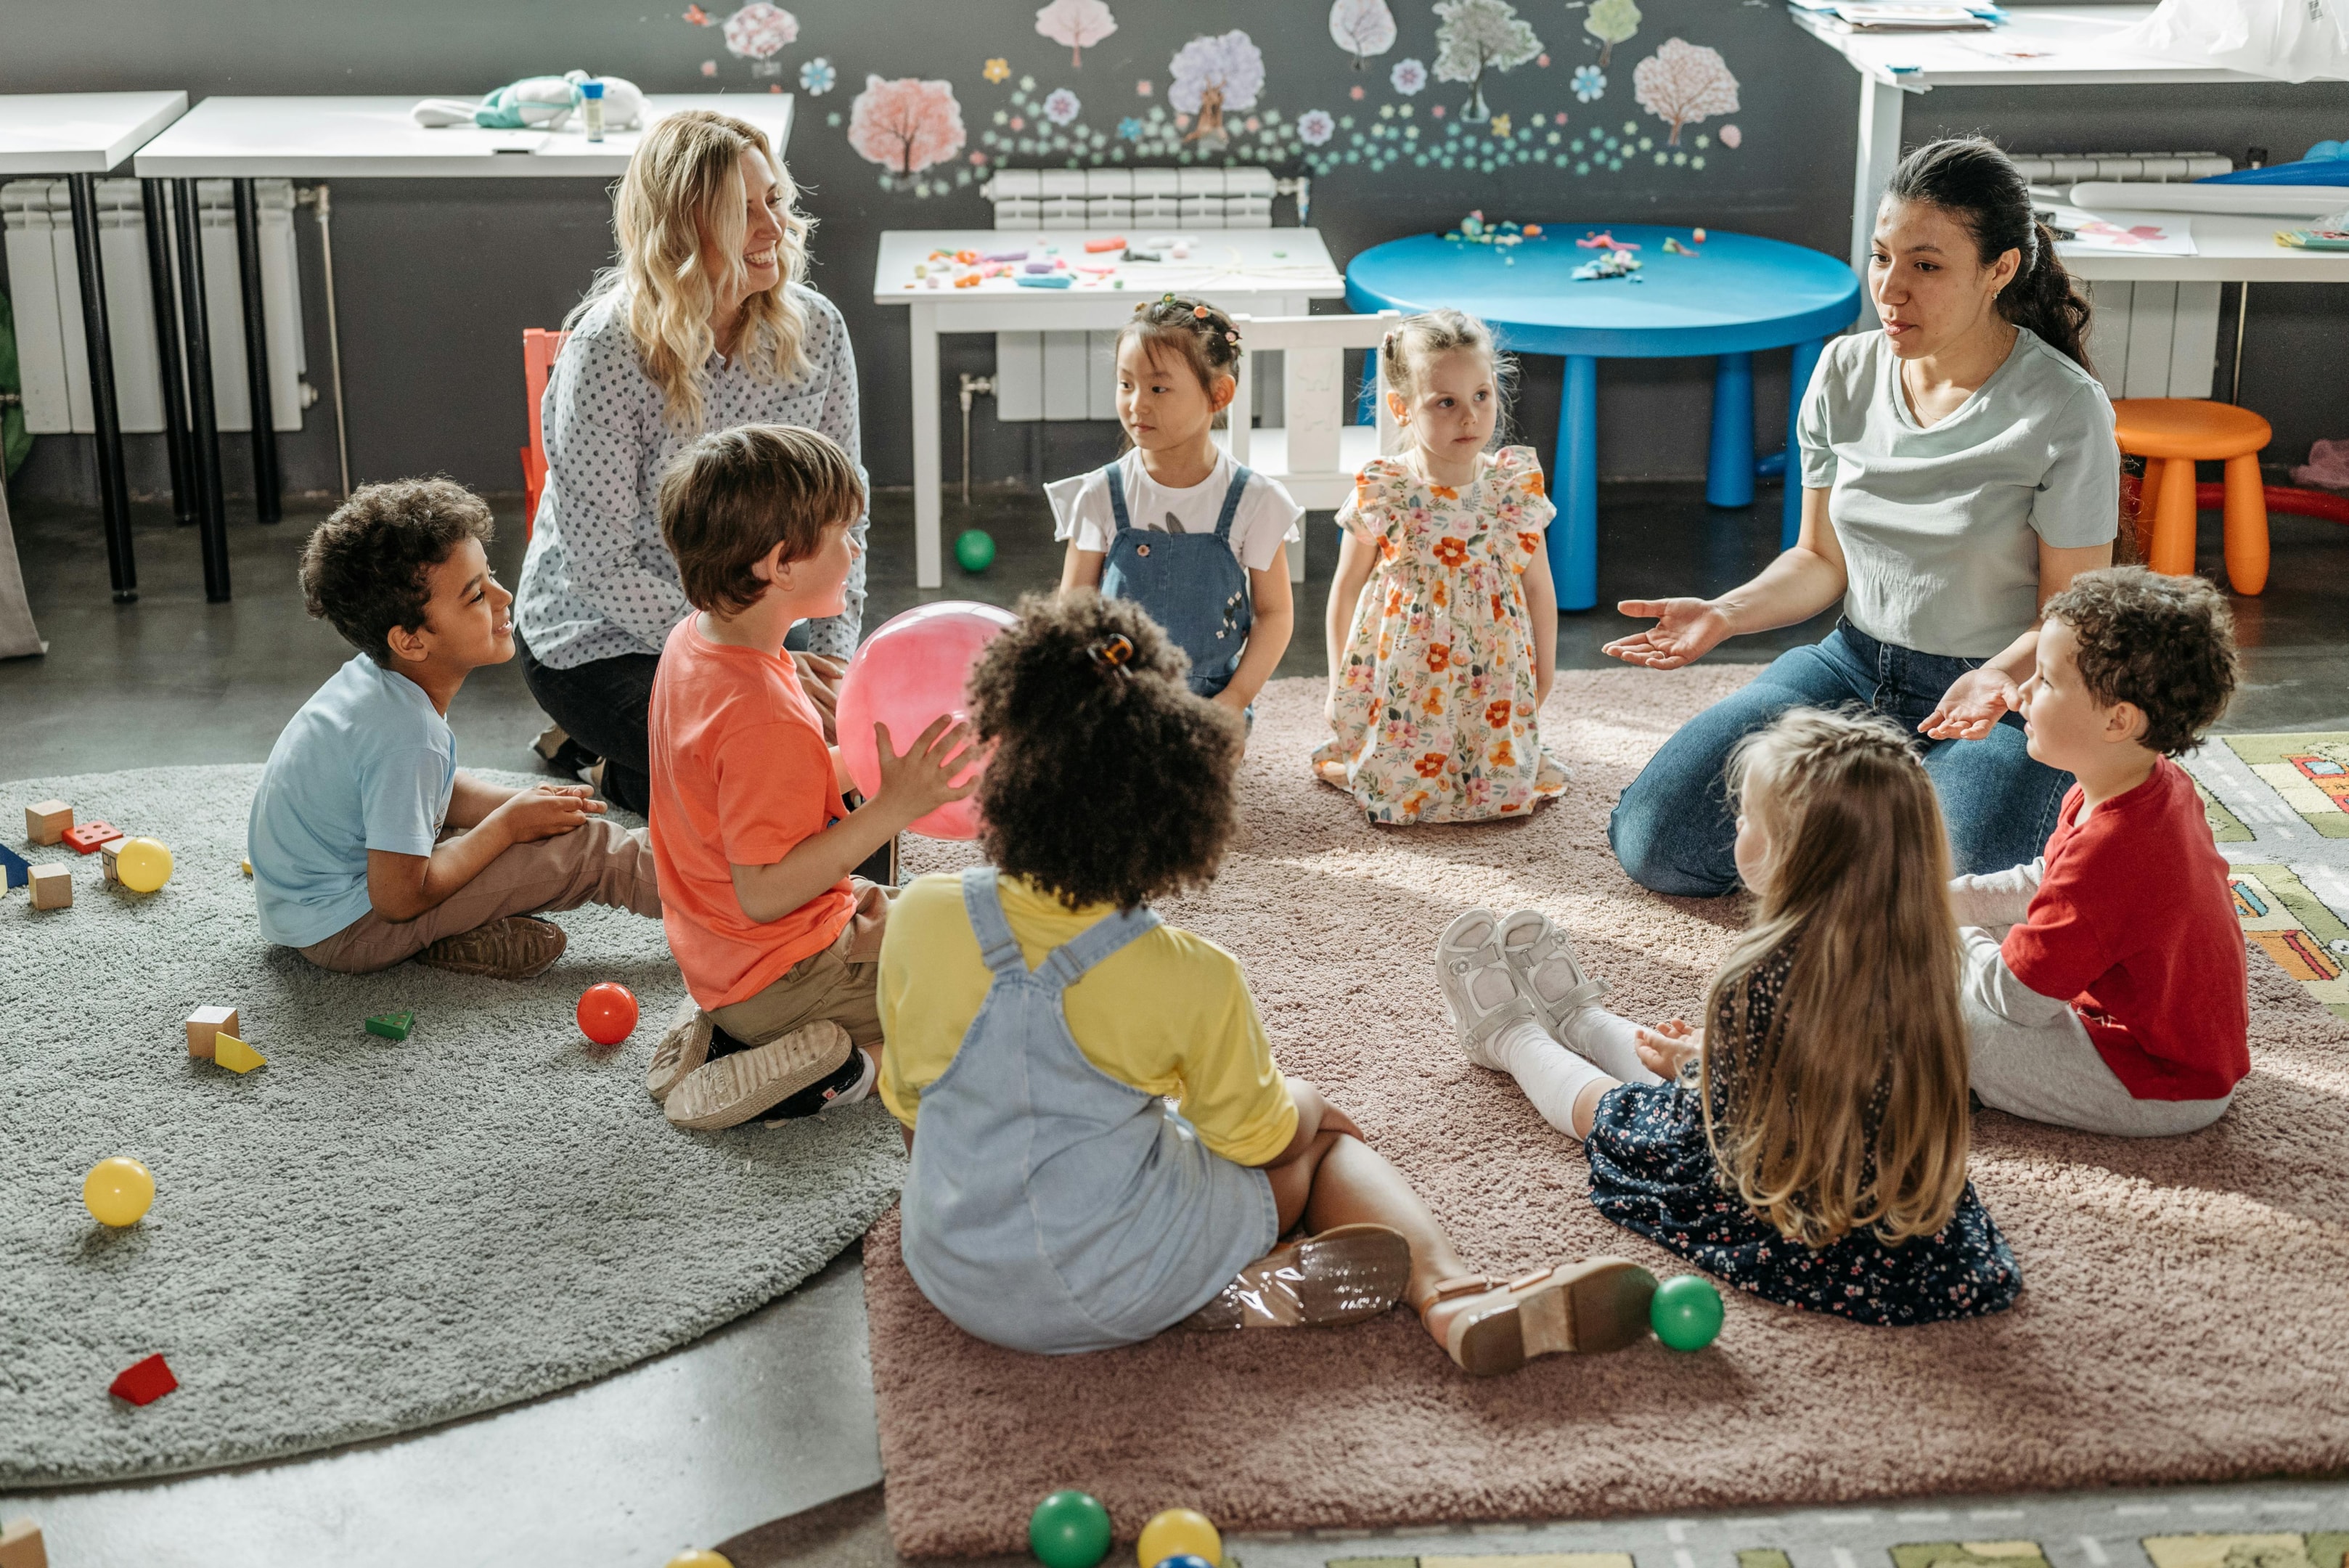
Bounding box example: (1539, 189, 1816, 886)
(173, 177, 230, 603)
(1706, 351, 1754, 510)
(1551, 354, 1599, 613)
(1850, 74, 1903, 328)
(910, 301, 943, 589)
(1783, 338, 1824, 549)
(139, 180, 194, 528)
(232, 179, 280, 525)
(65, 173, 136, 604)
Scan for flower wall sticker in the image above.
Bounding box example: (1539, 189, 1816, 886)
(1433, 0, 1543, 123)
(1390, 57, 1429, 94)
(1168, 30, 1267, 148)
(1632, 38, 1737, 146)
(799, 57, 836, 94)
(1298, 108, 1337, 144)
(984, 57, 1012, 83)
(1584, 0, 1641, 69)
(1572, 65, 1606, 100)
(723, 2, 799, 75)
(1719, 123, 1741, 148)
(1043, 87, 1082, 124)
(1034, 0, 1117, 65)
(849, 75, 966, 174)
(1329, 0, 1399, 68)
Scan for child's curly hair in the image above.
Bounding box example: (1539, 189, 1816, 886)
(298, 478, 494, 665)
(968, 592, 1243, 911)
(2040, 565, 2238, 756)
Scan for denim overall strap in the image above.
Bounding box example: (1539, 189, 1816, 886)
(1036, 902, 1163, 992)
(1103, 462, 1135, 537)
(959, 867, 1029, 979)
(1212, 465, 1253, 546)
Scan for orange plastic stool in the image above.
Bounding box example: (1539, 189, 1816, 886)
(520, 327, 572, 534)
(2112, 398, 2272, 595)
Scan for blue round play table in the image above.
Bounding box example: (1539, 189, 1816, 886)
(1345, 224, 1860, 611)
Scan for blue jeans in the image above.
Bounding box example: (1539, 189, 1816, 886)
(1609, 622, 2072, 897)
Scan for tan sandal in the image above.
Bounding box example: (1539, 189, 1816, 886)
(1180, 1222, 1413, 1332)
(1430, 1257, 1657, 1376)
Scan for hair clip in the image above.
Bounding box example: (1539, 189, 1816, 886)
(1225, 331, 1240, 344)
(1087, 633, 1135, 673)
(1192, 305, 1210, 320)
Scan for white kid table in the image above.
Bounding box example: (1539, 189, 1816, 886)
(0, 91, 191, 605)
(873, 228, 1346, 588)
(129, 94, 792, 597)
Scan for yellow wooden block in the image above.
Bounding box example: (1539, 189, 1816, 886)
(0, 1516, 48, 1568)
(241, 857, 253, 877)
(212, 1032, 266, 1074)
(185, 1005, 238, 1060)
(27, 865, 70, 911)
(23, 800, 71, 846)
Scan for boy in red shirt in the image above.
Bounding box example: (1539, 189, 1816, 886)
(644, 425, 973, 1130)
(1948, 566, 2244, 1135)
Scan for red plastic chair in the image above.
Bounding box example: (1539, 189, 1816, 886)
(520, 328, 571, 533)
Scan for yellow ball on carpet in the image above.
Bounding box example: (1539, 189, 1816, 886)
(664, 1553, 733, 1568)
(1137, 1507, 1222, 1568)
(83, 1157, 155, 1227)
(114, 837, 173, 893)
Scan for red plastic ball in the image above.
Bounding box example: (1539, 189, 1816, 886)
(576, 983, 640, 1046)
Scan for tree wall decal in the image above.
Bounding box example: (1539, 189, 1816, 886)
(1632, 37, 1739, 146)
(848, 75, 968, 174)
(1432, 0, 1543, 123)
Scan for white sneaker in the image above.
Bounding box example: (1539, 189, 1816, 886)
(1435, 907, 1540, 1071)
(1497, 909, 1611, 1038)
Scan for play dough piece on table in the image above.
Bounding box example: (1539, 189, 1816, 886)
(108, 1353, 178, 1406)
(185, 1005, 239, 1059)
(212, 1033, 266, 1074)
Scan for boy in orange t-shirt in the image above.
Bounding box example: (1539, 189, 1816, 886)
(645, 425, 973, 1130)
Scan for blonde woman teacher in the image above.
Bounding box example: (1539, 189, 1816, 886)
(515, 110, 866, 814)
(1606, 138, 2118, 895)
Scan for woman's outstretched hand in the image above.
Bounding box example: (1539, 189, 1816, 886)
(1602, 599, 1734, 670)
(1921, 666, 2021, 741)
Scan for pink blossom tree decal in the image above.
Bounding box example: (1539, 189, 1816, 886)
(722, 2, 798, 76)
(848, 75, 967, 175)
(1168, 30, 1265, 147)
(1035, 0, 1117, 65)
(1329, 0, 1399, 68)
(1632, 37, 1739, 146)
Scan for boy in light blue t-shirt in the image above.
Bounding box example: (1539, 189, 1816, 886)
(249, 480, 660, 979)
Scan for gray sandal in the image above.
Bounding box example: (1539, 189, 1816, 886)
(1498, 908, 1610, 1038)
(1437, 907, 1540, 1071)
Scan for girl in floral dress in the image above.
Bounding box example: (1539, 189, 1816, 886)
(1434, 709, 2021, 1327)
(1314, 310, 1568, 824)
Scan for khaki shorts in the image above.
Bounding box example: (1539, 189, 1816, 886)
(708, 878, 892, 1051)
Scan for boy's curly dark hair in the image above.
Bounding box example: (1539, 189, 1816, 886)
(298, 478, 494, 664)
(968, 592, 1243, 911)
(2040, 565, 2238, 756)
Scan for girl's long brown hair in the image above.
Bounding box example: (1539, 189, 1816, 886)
(1701, 709, 1972, 1249)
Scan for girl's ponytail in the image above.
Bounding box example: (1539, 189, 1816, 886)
(1886, 137, 2095, 375)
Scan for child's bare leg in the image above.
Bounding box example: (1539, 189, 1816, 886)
(1266, 1128, 1476, 1347)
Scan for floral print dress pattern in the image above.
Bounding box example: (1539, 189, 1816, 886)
(1585, 942, 2023, 1327)
(1312, 446, 1569, 824)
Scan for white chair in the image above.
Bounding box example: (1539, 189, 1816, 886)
(1218, 311, 1403, 580)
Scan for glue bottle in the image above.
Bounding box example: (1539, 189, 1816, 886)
(581, 80, 606, 142)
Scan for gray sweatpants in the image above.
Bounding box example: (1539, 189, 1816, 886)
(1952, 861, 2232, 1137)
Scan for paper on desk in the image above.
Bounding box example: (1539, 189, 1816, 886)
(2041, 204, 2197, 256)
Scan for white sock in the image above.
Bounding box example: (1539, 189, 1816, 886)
(1488, 1018, 1614, 1140)
(1556, 1005, 1666, 1086)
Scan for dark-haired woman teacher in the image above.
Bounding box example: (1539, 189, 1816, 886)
(1607, 137, 2119, 894)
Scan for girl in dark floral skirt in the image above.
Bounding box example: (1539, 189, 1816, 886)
(1435, 707, 2020, 1326)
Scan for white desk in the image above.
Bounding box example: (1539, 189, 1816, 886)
(131, 93, 791, 179)
(2059, 214, 2349, 285)
(0, 91, 191, 608)
(872, 227, 1345, 587)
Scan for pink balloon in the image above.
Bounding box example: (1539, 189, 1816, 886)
(836, 600, 1018, 841)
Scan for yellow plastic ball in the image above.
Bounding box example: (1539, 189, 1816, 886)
(664, 1553, 734, 1568)
(114, 837, 173, 894)
(83, 1157, 155, 1227)
(1137, 1508, 1222, 1568)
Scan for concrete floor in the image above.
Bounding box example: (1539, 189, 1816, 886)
(4, 480, 2346, 1567)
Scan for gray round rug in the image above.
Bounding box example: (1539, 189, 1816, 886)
(0, 766, 905, 1486)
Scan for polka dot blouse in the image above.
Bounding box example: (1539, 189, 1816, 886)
(514, 284, 869, 669)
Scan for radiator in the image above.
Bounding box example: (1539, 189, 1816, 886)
(2009, 152, 2234, 183)
(983, 166, 1283, 425)
(1, 177, 305, 438)
(2080, 279, 2223, 399)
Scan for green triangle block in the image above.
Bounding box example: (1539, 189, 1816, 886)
(364, 1011, 414, 1041)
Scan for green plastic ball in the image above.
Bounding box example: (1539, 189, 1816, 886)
(1029, 1489, 1112, 1568)
(955, 528, 997, 573)
(1649, 1273, 1724, 1352)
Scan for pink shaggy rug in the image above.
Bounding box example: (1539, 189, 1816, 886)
(868, 669, 2349, 1556)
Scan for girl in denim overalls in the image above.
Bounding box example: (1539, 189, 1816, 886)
(876, 595, 1659, 1373)
(1048, 295, 1302, 725)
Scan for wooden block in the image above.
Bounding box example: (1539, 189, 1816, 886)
(0, 844, 27, 891)
(62, 820, 123, 854)
(212, 1032, 266, 1074)
(365, 1011, 414, 1042)
(23, 799, 70, 846)
(27, 865, 70, 911)
(186, 1005, 238, 1059)
(100, 838, 123, 886)
(0, 1517, 48, 1568)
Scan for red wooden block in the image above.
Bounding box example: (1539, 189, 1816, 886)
(108, 1353, 177, 1406)
(62, 821, 124, 854)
